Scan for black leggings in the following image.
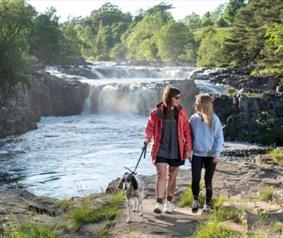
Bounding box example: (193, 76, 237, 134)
(191, 154, 216, 206)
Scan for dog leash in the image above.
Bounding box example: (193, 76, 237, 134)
(132, 143, 147, 174)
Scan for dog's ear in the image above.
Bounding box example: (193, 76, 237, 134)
(131, 175, 138, 190)
(117, 178, 124, 189)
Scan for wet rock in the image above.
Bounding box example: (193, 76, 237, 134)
(273, 191, 283, 202)
(214, 93, 283, 145)
(276, 85, 283, 93)
(106, 177, 120, 194)
(28, 201, 61, 217)
(209, 67, 279, 92)
(262, 178, 282, 186)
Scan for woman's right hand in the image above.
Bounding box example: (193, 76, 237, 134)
(213, 156, 221, 164)
(144, 138, 150, 145)
(142, 138, 150, 151)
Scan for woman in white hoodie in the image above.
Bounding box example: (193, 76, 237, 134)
(190, 93, 224, 213)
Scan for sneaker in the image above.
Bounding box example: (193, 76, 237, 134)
(191, 200, 200, 213)
(164, 201, 174, 214)
(202, 204, 210, 214)
(153, 203, 163, 214)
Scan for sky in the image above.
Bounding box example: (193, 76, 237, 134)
(27, 0, 229, 22)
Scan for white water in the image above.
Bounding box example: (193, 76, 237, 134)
(0, 62, 227, 198)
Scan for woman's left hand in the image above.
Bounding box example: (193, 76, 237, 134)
(185, 152, 192, 162)
(213, 156, 221, 164)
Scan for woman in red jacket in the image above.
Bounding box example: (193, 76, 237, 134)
(144, 86, 192, 214)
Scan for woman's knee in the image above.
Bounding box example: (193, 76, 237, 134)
(168, 167, 178, 179)
(156, 164, 167, 179)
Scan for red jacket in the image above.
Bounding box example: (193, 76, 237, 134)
(145, 102, 192, 164)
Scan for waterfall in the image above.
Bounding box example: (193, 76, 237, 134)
(83, 83, 159, 115)
(46, 62, 227, 116)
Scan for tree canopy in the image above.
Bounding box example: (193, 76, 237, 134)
(0, 0, 282, 89)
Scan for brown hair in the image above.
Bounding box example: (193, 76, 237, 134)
(162, 86, 181, 119)
(197, 94, 214, 131)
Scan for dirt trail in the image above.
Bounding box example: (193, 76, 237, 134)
(107, 161, 283, 238)
(107, 199, 204, 238)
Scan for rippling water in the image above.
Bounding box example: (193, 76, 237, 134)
(0, 114, 172, 198)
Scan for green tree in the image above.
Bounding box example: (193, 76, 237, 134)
(183, 12, 202, 30)
(257, 23, 283, 75)
(94, 21, 110, 60)
(88, 3, 132, 49)
(145, 2, 173, 22)
(71, 2, 132, 60)
(110, 42, 127, 60)
(201, 12, 214, 27)
(0, 0, 36, 88)
(61, 18, 83, 58)
(211, 4, 229, 27)
(29, 8, 64, 64)
(125, 12, 168, 61)
(225, 0, 283, 67)
(157, 21, 196, 63)
(196, 27, 231, 67)
(223, 0, 245, 25)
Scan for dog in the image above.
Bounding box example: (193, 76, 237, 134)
(118, 169, 144, 223)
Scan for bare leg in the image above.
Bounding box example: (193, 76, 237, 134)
(167, 166, 179, 200)
(155, 163, 168, 203)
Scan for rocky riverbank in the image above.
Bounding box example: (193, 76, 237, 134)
(0, 72, 89, 138)
(0, 155, 282, 238)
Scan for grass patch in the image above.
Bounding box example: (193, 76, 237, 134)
(57, 199, 71, 212)
(178, 187, 225, 210)
(178, 188, 205, 208)
(194, 205, 246, 238)
(270, 148, 283, 165)
(213, 206, 245, 223)
(70, 192, 123, 228)
(271, 221, 283, 233)
(8, 222, 59, 238)
(211, 196, 225, 211)
(255, 189, 273, 202)
(257, 210, 269, 221)
(194, 220, 242, 238)
(97, 222, 111, 238)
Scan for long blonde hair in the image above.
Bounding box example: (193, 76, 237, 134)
(197, 94, 214, 131)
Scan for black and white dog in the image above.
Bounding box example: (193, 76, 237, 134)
(118, 168, 144, 223)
